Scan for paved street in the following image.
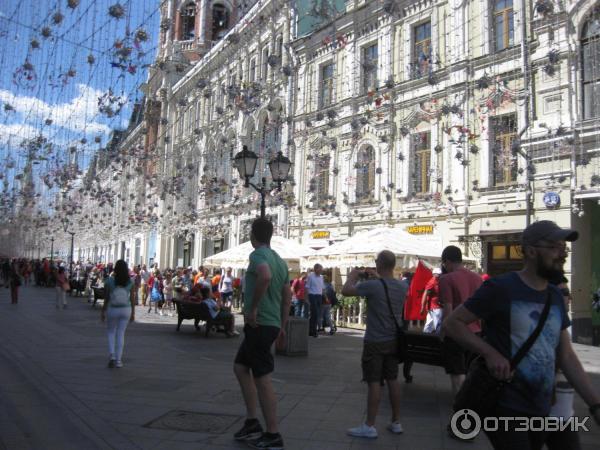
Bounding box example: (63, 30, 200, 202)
(0, 285, 599, 450)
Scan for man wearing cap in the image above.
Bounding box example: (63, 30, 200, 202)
(421, 267, 442, 334)
(444, 220, 600, 447)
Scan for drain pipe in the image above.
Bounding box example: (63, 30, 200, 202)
(518, 0, 533, 226)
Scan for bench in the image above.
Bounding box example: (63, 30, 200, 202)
(92, 287, 105, 308)
(403, 331, 444, 383)
(69, 277, 87, 297)
(172, 299, 228, 337)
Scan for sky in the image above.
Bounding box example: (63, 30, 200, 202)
(0, 0, 160, 205)
(0, 0, 343, 215)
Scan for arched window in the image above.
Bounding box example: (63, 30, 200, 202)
(491, 114, 518, 186)
(582, 8, 600, 119)
(212, 4, 230, 41)
(356, 146, 375, 203)
(315, 154, 330, 207)
(181, 2, 196, 41)
(411, 132, 430, 194)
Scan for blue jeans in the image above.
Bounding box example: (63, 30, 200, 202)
(292, 299, 309, 318)
(308, 294, 322, 335)
(320, 304, 332, 329)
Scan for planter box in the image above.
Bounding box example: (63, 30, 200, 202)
(276, 317, 308, 356)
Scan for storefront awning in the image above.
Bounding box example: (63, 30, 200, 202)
(303, 226, 448, 270)
(202, 236, 316, 270)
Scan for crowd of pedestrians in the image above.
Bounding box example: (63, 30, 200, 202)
(3, 219, 600, 450)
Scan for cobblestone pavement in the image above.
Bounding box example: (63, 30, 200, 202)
(1, 285, 599, 450)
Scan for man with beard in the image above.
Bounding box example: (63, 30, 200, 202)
(444, 221, 600, 448)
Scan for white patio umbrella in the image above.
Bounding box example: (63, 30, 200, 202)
(303, 226, 447, 269)
(203, 235, 316, 270)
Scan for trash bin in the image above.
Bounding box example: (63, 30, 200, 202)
(276, 317, 308, 356)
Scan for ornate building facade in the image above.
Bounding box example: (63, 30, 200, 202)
(72, 0, 600, 343)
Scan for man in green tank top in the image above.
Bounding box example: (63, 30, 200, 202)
(233, 218, 291, 450)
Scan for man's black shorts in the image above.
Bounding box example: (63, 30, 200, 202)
(361, 339, 399, 383)
(234, 324, 280, 378)
(443, 336, 477, 375)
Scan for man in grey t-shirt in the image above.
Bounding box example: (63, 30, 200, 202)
(342, 250, 407, 439)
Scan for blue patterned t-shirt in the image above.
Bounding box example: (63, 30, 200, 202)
(464, 272, 570, 416)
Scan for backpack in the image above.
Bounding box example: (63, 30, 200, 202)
(325, 284, 338, 306)
(110, 285, 130, 307)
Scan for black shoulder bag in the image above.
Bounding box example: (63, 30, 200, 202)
(453, 290, 552, 417)
(380, 279, 407, 363)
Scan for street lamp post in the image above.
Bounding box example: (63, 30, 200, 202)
(62, 220, 75, 277)
(233, 146, 292, 219)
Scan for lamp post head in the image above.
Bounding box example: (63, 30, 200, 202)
(233, 145, 258, 187)
(268, 151, 292, 186)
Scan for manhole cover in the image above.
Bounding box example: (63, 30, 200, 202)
(145, 410, 241, 433)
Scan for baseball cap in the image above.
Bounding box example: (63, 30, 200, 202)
(432, 268, 442, 275)
(521, 220, 578, 246)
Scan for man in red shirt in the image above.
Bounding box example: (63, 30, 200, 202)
(438, 245, 482, 395)
(291, 273, 308, 318)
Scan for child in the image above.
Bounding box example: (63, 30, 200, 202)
(163, 273, 174, 316)
(148, 271, 162, 314)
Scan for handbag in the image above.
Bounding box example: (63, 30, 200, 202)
(453, 290, 552, 417)
(380, 279, 408, 363)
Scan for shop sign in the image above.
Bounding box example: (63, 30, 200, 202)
(543, 191, 561, 209)
(406, 224, 434, 235)
(311, 230, 330, 239)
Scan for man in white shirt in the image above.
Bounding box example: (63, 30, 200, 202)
(305, 264, 325, 337)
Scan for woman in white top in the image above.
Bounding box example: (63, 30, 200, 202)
(219, 267, 234, 309)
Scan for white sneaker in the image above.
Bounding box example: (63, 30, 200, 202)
(347, 423, 378, 439)
(387, 421, 404, 434)
(115, 360, 123, 368)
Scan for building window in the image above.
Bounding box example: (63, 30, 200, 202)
(212, 3, 229, 41)
(277, 36, 283, 59)
(412, 132, 431, 194)
(356, 145, 375, 203)
(490, 243, 522, 260)
(257, 118, 281, 179)
(177, 111, 184, 137)
(181, 2, 196, 41)
(493, 0, 514, 52)
(412, 21, 431, 79)
(320, 63, 334, 108)
(249, 58, 257, 82)
(582, 10, 600, 119)
(262, 47, 269, 79)
(315, 155, 330, 207)
(491, 114, 518, 186)
(362, 44, 378, 93)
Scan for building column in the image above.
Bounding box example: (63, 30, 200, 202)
(198, 0, 209, 44)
